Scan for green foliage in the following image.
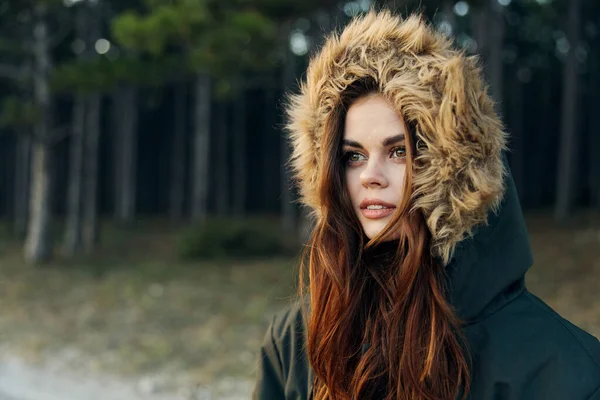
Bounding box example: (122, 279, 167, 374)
(111, 11, 148, 51)
(112, 6, 204, 56)
(189, 10, 277, 74)
(112, 3, 210, 55)
(0, 97, 39, 128)
(177, 217, 298, 260)
(51, 57, 116, 94)
(253, 0, 338, 20)
(110, 0, 278, 89)
(52, 54, 187, 93)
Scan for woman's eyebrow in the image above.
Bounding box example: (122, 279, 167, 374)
(343, 134, 405, 149)
(382, 134, 405, 146)
(342, 139, 364, 149)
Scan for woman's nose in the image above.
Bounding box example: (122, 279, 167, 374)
(360, 158, 389, 188)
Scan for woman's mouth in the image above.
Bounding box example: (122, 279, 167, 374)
(359, 199, 396, 219)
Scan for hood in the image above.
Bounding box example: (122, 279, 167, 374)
(285, 10, 508, 266)
(285, 10, 535, 321)
(446, 163, 533, 322)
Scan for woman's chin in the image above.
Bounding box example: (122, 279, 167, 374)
(361, 220, 400, 241)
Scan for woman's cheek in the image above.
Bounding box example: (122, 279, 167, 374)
(346, 168, 362, 203)
(392, 164, 406, 199)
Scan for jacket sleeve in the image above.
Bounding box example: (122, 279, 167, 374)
(252, 315, 286, 399)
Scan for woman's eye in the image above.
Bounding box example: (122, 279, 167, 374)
(345, 152, 366, 164)
(391, 146, 406, 158)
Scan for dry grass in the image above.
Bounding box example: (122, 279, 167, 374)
(525, 210, 600, 337)
(0, 220, 298, 391)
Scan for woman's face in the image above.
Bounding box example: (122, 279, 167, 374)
(343, 94, 408, 241)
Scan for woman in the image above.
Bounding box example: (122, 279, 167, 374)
(253, 10, 600, 400)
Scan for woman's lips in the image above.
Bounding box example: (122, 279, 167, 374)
(360, 207, 395, 219)
(359, 199, 396, 219)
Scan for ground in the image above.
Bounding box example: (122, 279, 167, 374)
(524, 210, 600, 336)
(0, 211, 598, 398)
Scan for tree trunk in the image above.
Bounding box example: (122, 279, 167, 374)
(81, 0, 102, 252)
(64, 94, 85, 255)
(82, 94, 101, 253)
(114, 86, 138, 224)
(280, 36, 297, 233)
(64, 0, 88, 256)
(263, 85, 276, 212)
(532, 68, 552, 207)
(25, 3, 53, 264)
(589, 54, 600, 209)
(509, 76, 525, 199)
(555, 0, 581, 221)
(25, 141, 53, 263)
(232, 91, 246, 216)
(169, 83, 187, 220)
(112, 89, 122, 215)
(14, 134, 31, 237)
(190, 74, 211, 222)
(442, 0, 457, 37)
(215, 100, 229, 215)
(471, 4, 489, 84)
(488, 0, 505, 114)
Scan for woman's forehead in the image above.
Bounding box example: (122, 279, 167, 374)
(344, 95, 406, 143)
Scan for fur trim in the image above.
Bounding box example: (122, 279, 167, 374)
(285, 10, 508, 265)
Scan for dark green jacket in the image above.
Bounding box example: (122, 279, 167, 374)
(252, 174, 600, 399)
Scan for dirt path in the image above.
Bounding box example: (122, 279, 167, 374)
(0, 352, 253, 400)
(0, 353, 186, 400)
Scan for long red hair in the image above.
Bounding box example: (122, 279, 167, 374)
(298, 78, 471, 400)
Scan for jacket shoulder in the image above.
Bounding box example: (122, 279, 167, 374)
(270, 299, 309, 345)
(253, 299, 313, 400)
(524, 291, 600, 366)
(466, 290, 600, 399)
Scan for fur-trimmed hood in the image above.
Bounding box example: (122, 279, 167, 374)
(285, 10, 508, 265)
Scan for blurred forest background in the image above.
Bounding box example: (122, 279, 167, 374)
(0, 0, 598, 399)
